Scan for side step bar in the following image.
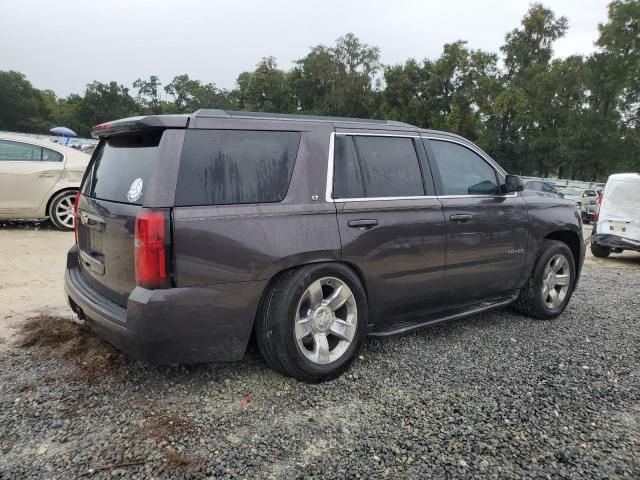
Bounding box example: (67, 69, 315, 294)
(369, 295, 518, 337)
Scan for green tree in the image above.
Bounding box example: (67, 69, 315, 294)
(382, 42, 499, 142)
(291, 33, 381, 117)
(0, 71, 54, 133)
(164, 74, 236, 113)
(235, 57, 293, 113)
(133, 75, 163, 114)
(73, 81, 137, 136)
(486, 4, 569, 174)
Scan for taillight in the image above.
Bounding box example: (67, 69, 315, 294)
(594, 190, 603, 223)
(73, 191, 81, 244)
(135, 211, 169, 289)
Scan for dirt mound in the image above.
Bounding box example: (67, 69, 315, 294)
(17, 315, 125, 381)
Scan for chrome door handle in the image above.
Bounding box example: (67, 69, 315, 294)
(450, 214, 472, 222)
(348, 219, 378, 230)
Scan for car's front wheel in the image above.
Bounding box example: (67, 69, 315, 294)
(49, 190, 77, 231)
(255, 263, 368, 382)
(513, 240, 576, 319)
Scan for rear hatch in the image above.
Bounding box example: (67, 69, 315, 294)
(597, 178, 640, 242)
(77, 130, 172, 307)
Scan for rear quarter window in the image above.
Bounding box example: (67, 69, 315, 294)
(83, 132, 162, 205)
(175, 130, 301, 206)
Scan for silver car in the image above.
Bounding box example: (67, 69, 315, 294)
(0, 133, 90, 230)
(558, 187, 598, 224)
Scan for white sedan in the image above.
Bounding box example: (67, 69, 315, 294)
(0, 132, 90, 230)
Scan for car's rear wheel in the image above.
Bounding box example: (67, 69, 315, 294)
(49, 190, 77, 231)
(590, 243, 611, 258)
(255, 263, 368, 382)
(513, 240, 576, 319)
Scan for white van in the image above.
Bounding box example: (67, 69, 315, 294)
(591, 173, 640, 257)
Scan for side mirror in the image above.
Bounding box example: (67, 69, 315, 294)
(503, 175, 524, 193)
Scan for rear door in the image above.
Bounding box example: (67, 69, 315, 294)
(598, 178, 640, 242)
(0, 139, 64, 214)
(423, 135, 528, 303)
(332, 130, 446, 326)
(77, 129, 183, 307)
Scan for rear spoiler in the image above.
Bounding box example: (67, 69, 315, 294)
(92, 115, 189, 138)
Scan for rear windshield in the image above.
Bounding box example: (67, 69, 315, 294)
(560, 187, 582, 196)
(175, 130, 301, 206)
(82, 132, 162, 205)
(606, 180, 640, 205)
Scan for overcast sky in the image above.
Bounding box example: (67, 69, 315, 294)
(0, 0, 610, 98)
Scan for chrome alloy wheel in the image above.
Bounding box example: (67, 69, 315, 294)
(295, 277, 358, 365)
(54, 193, 76, 229)
(542, 253, 571, 309)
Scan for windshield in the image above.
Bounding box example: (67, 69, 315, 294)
(606, 180, 640, 206)
(559, 187, 582, 196)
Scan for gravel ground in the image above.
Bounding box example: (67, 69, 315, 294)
(1, 257, 640, 478)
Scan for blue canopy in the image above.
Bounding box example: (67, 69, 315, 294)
(50, 126, 77, 137)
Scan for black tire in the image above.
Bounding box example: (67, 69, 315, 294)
(255, 263, 368, 382)
(48, 190, 77, 231)
(512, 240, 576, 320)
(590, 243, 611, 258)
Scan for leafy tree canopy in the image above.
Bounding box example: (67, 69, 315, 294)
(1, 2, 639, 180)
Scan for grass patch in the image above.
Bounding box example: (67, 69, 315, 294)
(17, 315, 125, 381)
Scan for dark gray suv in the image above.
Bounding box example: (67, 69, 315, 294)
(65, 110, 585, 382)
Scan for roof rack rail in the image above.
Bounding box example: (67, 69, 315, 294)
(191, 109, 414, 127)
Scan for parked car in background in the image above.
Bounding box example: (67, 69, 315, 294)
(65, 110, 584, 382)
(558, 187, 598, 223)
(590, 173, 640, 258)
(0, 133, 90, 230)
(524, 180, 560, 195)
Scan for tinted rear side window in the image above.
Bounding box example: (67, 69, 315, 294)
(333, 135, 364, 199)
(83, 132, 162, 205)
(175, 130, 301, 206)
(352, 136, 424, 197)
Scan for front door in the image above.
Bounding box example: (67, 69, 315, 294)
(424, 136, 528, 303)
(331, 131, 446, 326)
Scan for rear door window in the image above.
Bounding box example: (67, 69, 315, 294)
(175, 130, 301, 206)
(333, 135, 364, 199)
(354, 136, 424, 197)
(0, 140, 44, 161)
(333, 135, 425, 199)
(83, 132, 162, 205)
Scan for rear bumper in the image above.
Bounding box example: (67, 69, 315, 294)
(64, 245, 266, 364)
(591, 232, 640, 252)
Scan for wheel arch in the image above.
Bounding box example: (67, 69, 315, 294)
(543, 230, 582, 282)
(250, 260, 370, 340)
(45, 187, 78, 218)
